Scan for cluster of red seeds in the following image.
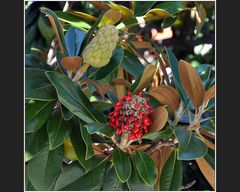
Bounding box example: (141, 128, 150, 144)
(109, 91, 153, 140)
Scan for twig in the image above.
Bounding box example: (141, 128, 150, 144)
(144, 139, 176, 154)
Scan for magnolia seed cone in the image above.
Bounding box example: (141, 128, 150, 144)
(82, 24, 119, 68)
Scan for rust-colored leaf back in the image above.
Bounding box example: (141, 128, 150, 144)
(149, 85, 180, 112)
(150, 106, 168, 133)
(61, 56, 82, 71)
(179, 59, 205, 108)
(204, 84, 215, 103)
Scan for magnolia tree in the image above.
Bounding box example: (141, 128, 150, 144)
(25, 1, 215, 191)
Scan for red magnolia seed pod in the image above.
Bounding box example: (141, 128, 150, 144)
(109, 91, 153, 140)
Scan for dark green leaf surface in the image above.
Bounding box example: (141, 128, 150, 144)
(133, 1, 156, 16)
(102, 166, 126, 191)
(54, 161, 86, 190)
(160, 150, 183, 191)
(28, 145, 63, 191)
(112, 148, 132, 183)
(45, 71, 106, 123)
(60, 104, 74, 121)
(122, 50, 144, 78)
(41, 7, 68, 56)
(25, 54, 53, 71)
(127, 162, 154, 191)
(165, 48, 188, 105)
(70, 122, 94, 171)
(86, 122, 113, 138)
(175, 127, 208, 160)
(25, 100, 55, 133)
(79, 120, 94, 160)
(37, 14, 54, 44)
(55, 158, 107, 191)
(65, 27, 86, 56)
(93, 46, 124, 80)
(204, 148, 215, 169)
(26, 67, 57, 101)
(25, 125, 48, 161)
(155, 2, 188, 15)
(47, 110, 72, 150)
(134, 150, 157, 186)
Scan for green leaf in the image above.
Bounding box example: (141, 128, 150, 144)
(25, 66, 57, 101)
(155, 2, 188, 15)
(112, 148, 132, 183)
(38, 14, 54, 44)
(70, 121, 94, 171)
(142, 92, 161, 110)
(55, 50, 67, 75)
(91, 101, 113, 111)
(160, 150, 183, 191)
(25, 100, 55, 133)
(45, 71, 106, 123)
(54, 11, 91, 31)
(60, 104, 73, 121)
(165, 48, 188, 105)
(25, 54, 53, 71)
(102, 166, 126, 191)
(175, 127, 208, 160)
(28, 145, 63, 191)
(86, 122, 113, 138)
(133, 1, 156, 16)
(93, 46, 124, 80)
(122, 49, 144, 78)
(79, 120, 94, 160)
(162, 16, 178, 28)
(47, 110, 72, 150)
(127, 162, 154, 191)
(200, 125, 215, 135)
(134, 150, 157, 186)
(142, 127, 174, 141)
(54, 161, 86, 190)
(204, 148, 215, 169)
(55, 158, 107, 190)
(25, 125, 48, 162)
(41, 7, 68, 56)
(65, 27, 86, 57)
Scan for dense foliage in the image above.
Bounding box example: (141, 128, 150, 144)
(25, 1, 215, 191)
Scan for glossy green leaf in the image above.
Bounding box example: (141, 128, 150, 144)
(165, 48, 188, 105)
(65, 27, 86, 57)
(54, 11, 91, 31)
(56, 50, 67, 75)
(79, 120, 94, 160)
(91, 101, 113, 112)
(70, 121, 94, 171)
(162, 16, 178, 28)
(45, 71, 106, 123)
(127, 162, 154, 191)
(142, 127, 174, 141)
(25, 54, 53, 71)
(25, 55, 57, 101)
(93, 46, 124, 80)
(155, 2, 188, 15)
(60, 104, 73, 121)
(204, 148, 215, 169)
(175, 127, 208, 160)
(25, 125, 48, 162)
(160, 150, 183, 191)
(86, 122, 113, 138)
(122, 49, 144, 78)
(28, 145, 63, 191)
(112, 148, 132, 183)
(54, 161, 86, 190)
(41, 7, 68, 56)
(25, 100, 55, 133)
(133, 1, 156, 16)
(134, 150, 157, 186)
(38, 14, 54, 44)
(200, 125, 215, 135)
(55, 158, 107, 190)
(102, 166, 126, 191)
(47, 110, 72, 150)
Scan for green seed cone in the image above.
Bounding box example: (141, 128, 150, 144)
(82, 24, 119, 68)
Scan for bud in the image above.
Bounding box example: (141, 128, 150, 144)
(109, 92, 153, 140)
(82, 24, 119, 68)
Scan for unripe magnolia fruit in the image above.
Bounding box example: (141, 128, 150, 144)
(82, 24, 119, 68)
